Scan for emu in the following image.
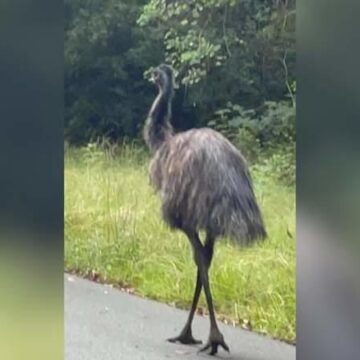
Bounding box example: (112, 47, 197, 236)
(143, 64, 266, 355)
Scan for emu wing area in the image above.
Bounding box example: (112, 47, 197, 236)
(149, 128, 265, 243)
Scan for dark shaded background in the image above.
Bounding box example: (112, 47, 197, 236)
(0, 0, 359, 359)
(297, 0, 360, 358)
(0, 1, 63, 359)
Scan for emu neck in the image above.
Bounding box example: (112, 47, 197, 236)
(144, 84, 174, 153)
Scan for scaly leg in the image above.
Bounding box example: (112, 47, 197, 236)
(191, 232, 230, 355)
(167, 269, 202, 345)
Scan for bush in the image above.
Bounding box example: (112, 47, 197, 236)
(255, 101, 295, 148)
(208, 100, 295, 146)
(252, 144, 296, 187)
(233, 128, 262, 164)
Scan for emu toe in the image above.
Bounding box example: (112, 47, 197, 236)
(199, 330, 230, 356)
(167, 328, 202, 345)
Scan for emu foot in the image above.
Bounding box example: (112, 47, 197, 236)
(167, 327, 202, 345)
(199, 329, 230, 356)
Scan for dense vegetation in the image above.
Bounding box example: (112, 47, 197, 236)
(65, 0, 295, 178)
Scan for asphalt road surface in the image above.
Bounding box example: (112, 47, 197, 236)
(65, 274, 295, 360)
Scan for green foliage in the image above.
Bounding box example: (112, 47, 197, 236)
(138, 0, 295, 92)
(256, 101, 295, 145)
(253, 144, 296, 187)
(235, 128, 262, 164)
(207, 100, 295, 163)
(65, 0, 296, 165)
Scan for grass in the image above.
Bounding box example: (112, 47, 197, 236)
(64, 143, 295, 342)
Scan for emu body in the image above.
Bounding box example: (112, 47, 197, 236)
(150, 127, 266, 243)
(144, 64, 266, 355)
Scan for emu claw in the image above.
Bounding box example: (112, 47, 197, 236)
(198, 332, 230, 355)
(167, 331, 202, 345)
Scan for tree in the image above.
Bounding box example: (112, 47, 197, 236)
(65, 0, 163, 144)
(138, 0, 295, 125)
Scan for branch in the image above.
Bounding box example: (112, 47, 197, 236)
(223, 4, 231, 57)
(280, 49, 295, 107)
(282, 9, 296, 30)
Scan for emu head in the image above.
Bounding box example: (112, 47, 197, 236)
(151, 64, 176, 91)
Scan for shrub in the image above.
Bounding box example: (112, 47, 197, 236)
(252, 143, 296, 187)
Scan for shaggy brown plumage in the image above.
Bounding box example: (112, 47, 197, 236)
(143, 64, 266, 355)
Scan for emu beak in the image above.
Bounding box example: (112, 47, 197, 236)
(149, 73, 155, 83)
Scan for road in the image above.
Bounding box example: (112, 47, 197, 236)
(65, 274, 295, 360)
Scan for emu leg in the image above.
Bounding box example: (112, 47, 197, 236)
(167, 234, 215, 345)
(167, 270, 202, 345)
(192, 233, 230, 355)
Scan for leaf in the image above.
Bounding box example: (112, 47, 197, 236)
(228, 117, 243, 127)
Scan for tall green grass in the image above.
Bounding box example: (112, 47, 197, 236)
(65, 143, 295, 342)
